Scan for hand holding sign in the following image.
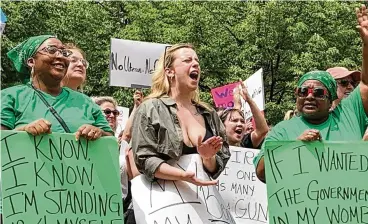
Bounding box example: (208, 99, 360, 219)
(297, 129, 322, 141)
(197, 136, 223, 159)
(238, 80, 252, 103)
(75, 124, 103, 140)
(22, 118, 52, 135)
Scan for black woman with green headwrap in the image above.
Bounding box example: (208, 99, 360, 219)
(1, 35, 114, 139)
(254, 5, 368, 183)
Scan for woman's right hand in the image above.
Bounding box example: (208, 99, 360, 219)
(181, 171, 218, 186)
(297, 129, 321, 141)
(23, 119, 52, 135)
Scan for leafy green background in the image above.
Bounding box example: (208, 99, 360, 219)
(1, 1, 364, 125)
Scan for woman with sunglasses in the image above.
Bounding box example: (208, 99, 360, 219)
(255, 69, 368, 182)
(61, 43, 89, 92)
(92, 96, 120, 132)
(131, 43, 230, 186)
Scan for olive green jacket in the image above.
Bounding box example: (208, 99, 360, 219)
(131, 96, 230, 181)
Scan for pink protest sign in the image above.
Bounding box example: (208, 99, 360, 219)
(211, 82, 240, 108)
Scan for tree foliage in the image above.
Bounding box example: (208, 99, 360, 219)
(1, 1, 363, 124)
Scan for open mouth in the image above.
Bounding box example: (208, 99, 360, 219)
(189, 71, 199, 81)
(52, 62, 66, 70)
(304, 102, 317, 110)
(235, 128, 243, 135)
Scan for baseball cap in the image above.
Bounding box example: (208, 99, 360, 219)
(326, 67, 361, 82)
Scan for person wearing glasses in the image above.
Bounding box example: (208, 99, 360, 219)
(131, 43, 230, 186)
(92, 96, 120, 132)
(0, 35, 113, 221)
(326, 67, 361, 110)
(61, 43, 89, 92)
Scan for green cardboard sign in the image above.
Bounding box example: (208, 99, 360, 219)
(1, 130, 123, 224)
(264, 141, 368, 224)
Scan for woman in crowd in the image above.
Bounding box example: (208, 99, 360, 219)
(218, 82, 268, 148)
(92, 96, 120, 133)
(131, 43, 230, 186)
(61, 43, 88, 91)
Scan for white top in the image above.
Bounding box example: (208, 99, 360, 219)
(119, 140, 130, 199)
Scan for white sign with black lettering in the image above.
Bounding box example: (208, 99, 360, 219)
(109, 38, 170, 88)
(241, 68, 265, 120)
(218, 146, 269, 224)
(131, 154, 236, 224)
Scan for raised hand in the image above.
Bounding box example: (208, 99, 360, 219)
(356, 4, 368, 44)
(238, 80, 252, 102)
(133, 90, 144, 107)
(197, 136, 223, 160)
(23, 119, 52, 135)
(75, 124, 103, 141)
(297, 129, 322, 141)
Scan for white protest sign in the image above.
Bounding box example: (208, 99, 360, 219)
(110, 38, 170, 88)
(132, 154, 236, 224)
(218, 146, 269, 224)
(115, 106, 130, 137)
(241, 68, 265, 120)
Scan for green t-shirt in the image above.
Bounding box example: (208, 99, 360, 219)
(0, 85, 113, 214)
(254, 86, 368, 168)
(1, 84, 113, 133)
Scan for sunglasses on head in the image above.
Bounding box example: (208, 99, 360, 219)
(38, 45, 73, 57)
(70, 56, 89, 69)
(296, 86, 329, 100)
(103, 109, 119, 116)
(337, 79, 356, 88)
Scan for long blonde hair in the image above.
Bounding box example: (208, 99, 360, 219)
(146, 43, 211, 111)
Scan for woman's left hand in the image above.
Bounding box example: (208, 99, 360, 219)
(197, 136, 223, 160)
(75, 124, 103, 141)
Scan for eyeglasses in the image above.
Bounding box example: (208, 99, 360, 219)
(70, 56, 89, 69)
(296, 87, 329, 100)
(38, 46, 73, 57)
(103, 109, 119, 116)
(336, 79, 356, 88)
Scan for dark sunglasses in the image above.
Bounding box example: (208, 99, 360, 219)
(336, 79, 356, 88)
(103, 109, 119, 116)
(70, 56, 89, 69)
(38, 45, 73, 57)
(296, 87, 329, 100)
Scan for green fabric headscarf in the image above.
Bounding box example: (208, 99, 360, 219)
(7, 35, 55, 76)
(297, 70, 338, 101)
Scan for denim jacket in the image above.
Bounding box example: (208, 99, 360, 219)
(131, 96, 230, 181)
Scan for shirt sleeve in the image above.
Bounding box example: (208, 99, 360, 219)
(339, 86, 368, 135)
(131, 104, 165, 181)
(91, 103, 114, 134)
(1, 89, 16, 129)
(253, 124, 286, 169)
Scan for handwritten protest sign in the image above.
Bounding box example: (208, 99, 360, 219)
(264, 141, 368, 224)
(241, 68, 265, 120)
(109, 38, 170, 88)
(1, 131, 123, 224)
(131, 154, 236, 224)
(211, 82, 240, 108)
(218, 146, 268, 224)
(210, 69, 265, 120)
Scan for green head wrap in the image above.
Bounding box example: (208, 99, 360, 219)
(297, 70, 338, 101)
(7, 35, 55, 76)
